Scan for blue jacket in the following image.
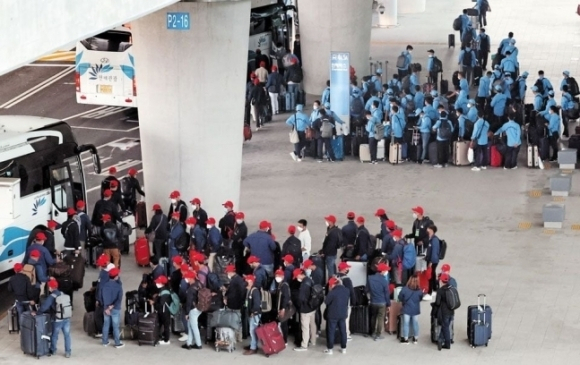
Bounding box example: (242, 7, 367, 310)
(381, 231, 395, 255)
(328, 110, 344, 124)
(539, 77, 554, 98)
(467, 106, 478, 122)
(371, 107, 383, 122)
(418, 115, 432, 133)
(192, 225, 206, 253)
(457, 114, 467, 139)
(410, 74, 420, 95)
(286, 111, 310, 132)
(23, 243, 55, 278)
(533, 94, 543, 111)
(321, 87, 330, 105)
(503, 45, 518, 60)
(414, 91, 425, 110)
(265, 72, 282, 94)
(397, 51, 412, 71)
(459, 48, 476, 68)
(426, 56, 434, 72)
(562, 92, 574, 110)
(495, 120, 522, 146)
(427, 235, 440, 264)
(365, 96, 382, 111)
(372, 76, 382, 94)
(391, 113, 405, 138)
(382, 96, 392, 114)
(448, 276, 458, 288)
(477, 76, 491, 97)
(168, 222, 185, 260)
(243, 231, 276, 265)
(398, 286, 423, 316)
(253, 265, 268, 290)
(460, 14, 469, 32)
(77, 211, 91, 242)
(97, 269, 109, 303)
(433, 119, 454, 141)
(547, 113, 561, 134)
(424, 105, 437, 121)
(152, 265, 165, 280)
(283, 263, 295, 284)
(454, 90, 468, 112)
(490, 93, 508, 117)
(502, 78, 514, 99)
(325, 285, 350, 320)
(207, 226, 222, 253)
(366, 116, 381, 138)
(498, 37, 513, 54)
(517, 77, 527, 100)
(102, 278, 123, 310)
(540, 98, 556, 118)
(459, 78, 469, 93)
(38, 289, 61, 318)
(367, 273, 391, 306)
(432, 96, 441, 110)
(309, 109, 321, 125)
(500, 58, 517, 73)
(471, 118, 490, 145)
(388, 239, 404, 264)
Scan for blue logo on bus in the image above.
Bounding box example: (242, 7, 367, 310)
(32, 197, 47, 216)
(89, 64, 113, 80)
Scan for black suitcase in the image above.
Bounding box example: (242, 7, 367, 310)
(83, 311, 96, 337)
(278, 94, 286, 113)
(467, 294, 492, 341)
(473, 66, 483, 86)
(408, 144, 422, 162)
(448, 34, 455, 48)
(8, 304, 20, 333)
(296, 90, 306, 105)
(452, 71, 460, 89)
(428, 141, 438, 164)
(440, 79, 449, 94)
(349, 305, 370, 335)
(20, 312, 51, 358)
(465, 8, 479, 16)
(64, 254, 86, 290)
(138, 303, 159, 346)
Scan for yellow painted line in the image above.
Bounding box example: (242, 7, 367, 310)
(528, 190, 542, 198)
(561, 169, 574, 174)
(571, 224, 580, 231)
(553, 196, 566, 202)
(37, 51, 76, 62)
(518, 222, 532, 230)
(543, 229, 556, 235)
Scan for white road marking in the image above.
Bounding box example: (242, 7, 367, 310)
(81, 106, 130, 119)
(62, 106, 108, 121)
(127, 126, 140, 132)
(0, 66, 74, 108)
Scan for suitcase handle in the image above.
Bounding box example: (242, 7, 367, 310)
(477, 294, 486, 311)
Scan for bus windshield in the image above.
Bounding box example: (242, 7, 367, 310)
(80, 30, 132, 52)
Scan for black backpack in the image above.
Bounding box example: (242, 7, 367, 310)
(445, 286, 461, 310)
(462, 50, 474, 66)
(534, 79, 545, 95)
(103, 227, 118, 244)
(464, 119, 475, 139)
(283, 237, 302, 264)
(567, 77, 580, 96)
(439, 240, 447, 259)
(350, 97, 364, 116)
(308, 284, 325, 309)
(432, 57, 443, 73)
(438, 119, 452, 140)
(120, 176, 132, 198)
(452, 16, 462, 31)
(291, 66, 303, 83)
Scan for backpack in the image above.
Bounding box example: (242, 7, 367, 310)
(439, 239, 447, 260)
(196, 287, 213, 312)
(464, 119, 475, 139)
(22, 264, 36, 285)
(462, 50, 474, 67)
(308, 284, 325, 309)
(405, 99, 415, 114)
(350, 97, 364, 116)
(452, 16, 462, 31)
(401, 75, 410, 91)
(282, 238, 302, 264)
(432, 57, 443, 73)
(534, 79, 545, 96)
(103, 227, 118, 244)
(291, 66, 303, 83)
(438, 120, 452, 140)
(444, 286, 461, 310)
(567, 77, 580, 96)
(402, 242, 416, 270)
(259, 288, 272, 312)
(396, 53, 406, 69)
(373, 121, 384, 140)
(479, 34, 490, 52)
(53, 293, 72, 319)
(320, 117, 334, 138)
(120, 176, 132, 198)
(389, 81, 400, 95)
(160, 290, 181, 315)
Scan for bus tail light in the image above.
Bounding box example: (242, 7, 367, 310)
(75, 72, 80, 92)
(132, 77, 137, 96)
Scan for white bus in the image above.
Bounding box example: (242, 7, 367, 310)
(75, 27, 137, 108)
(0, 116, 101, 281)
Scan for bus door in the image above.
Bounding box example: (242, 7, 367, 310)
(49, 163, 75, 223)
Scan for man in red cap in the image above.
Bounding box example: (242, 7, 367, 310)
(293, 268, 316, 351)
(323, 276, 350, 354)
(218, 200, 236, 241)
(170, 256, 184, 294)
(120, 168, 145, 214)
(150, 275, 172, 345)
(108, 179, 126, 212)
(8, 262, 36, 317)
(168, 190, 188, 225)
(405, 206, 433, 256)
(61, 207, 81, 258)
(183, 270, 203, 350)
(354, 216, 372, 261)
(231, 212, 248, 275)
(100, 214, 121, 268)
(424, 225, 441, 301)
(273, 268, 292, 342)
(185, 217, 205, 257)
(367, 262, 391, 341)
(75, 200, 92, 261)
(340, 212, 357, 260)
(387, 229, 406, 285)
(439, 264, 457, 288)
(23, 233, 56, 284)
(26, 222, 58, 260)
(188, 197, 207, 229)
(380, 220, 398, 255)
(92, 189, 121, 227)
(100, 166, 120, 200)
(281, 254, 296, 283)
(243, 221, 277, 276)
(374, 208, 390, 239)
(433, 273, 458, 350)
(247, 256, 267, 291)
(266, 65, 283, 114)
(336, 262, 355, 340)
(243, 274, 262, 355)
(320, 215, 342, 278)
(281, 225, 302, 266)
(36, 278, 73, 357)
(224, 264, 246, 312)
(147, 204, 169, 261)
(249, 77, 267, 131)
(204, 217, 223, 272)
(100, 267, 124, 348)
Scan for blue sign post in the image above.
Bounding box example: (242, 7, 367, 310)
(167, 12, 190, 30)
(330, 52, 350, 135)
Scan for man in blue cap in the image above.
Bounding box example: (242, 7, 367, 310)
(416, 108, 432, 163)
(286, 104, 310, 162)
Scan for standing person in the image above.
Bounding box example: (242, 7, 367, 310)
(336, 262, 355, 340)
(36, 279, 72, 358)
(312, 109, 337, 163)
(250, 78, 267, 131)
(366, 263, 391, 341)
(396, 45, 413, 78)
(297, 219, 311, 262)
(91, 190, 121, 226)
(224, 264, 246, 322)
(321, 80, 330, 106)
(282, 226, 302, 266)
(101, 267, 124, 348)
(121, 168, 145, 214)
(341, 212, 357, 260)
(243, 221, 276, 276)
(75, 201, 91, 261)
(476, 28, 491, 70)
(476, 0, 490, 27)
(274, 269, 292, 343)
(190, 198, 208, 230)
(354, 216, 372, 262)
(545, 106, 561, 162)
(100, 167, 120, 199)
(151, 276, 172, 345)
(255, 49, 270, 71)
(494, 112, 523, 168)
(255, 61, 268, 85)
(285, 57, 303, 97)
(470, 110, 490, 171)
(266, 66, 283, 114)
(183, 270, 203, 350)
(424, 225, 441, 301)
(145, 204, 168, 261)
(168, 191, 188, 225)
(8, 263, 36, 318)
(320, 215, 342, 278)
(293, 268, 316, 352)
(416, 108, 432, 163)
(364, 110, 382, 164)
(168, 213, 186, 268)
(231, 212, 248, 275)
(458, 46, 477, 86)
(434, 273, 457, 350)
(206, 217, 223, 271)
(41, 221, 58, 259)
(323, 277, 349, 354)
(286, 104, 310, 162)
(61, 208, 81, 258)
(100, 214, 121, 268)
(398, 275, 423, 344)
(405, 206, 433, 255)
(219, 200, 236, 241)
(108, 180, 126, 212)
(432, 111, 454, 168)
(243, 274, 262, 356)
(439, 264, 458, 288)
(426, 49, 440, 86)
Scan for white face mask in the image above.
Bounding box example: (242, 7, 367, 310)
(275, 277, 283, 283)
(236, 219, 243, 224)
(296, 226, 303, 232)
(207, 225, 213, 229)
(156, 283, 163, 289)
(171, 199, 177, 204)
(186, 225, 192, 230)
(305, 269, 312, 277)
(313, 105, 319, 110)
(325, 221, 329, 227)
(224, 208, 229, 213)
(413, 213, 418, 219)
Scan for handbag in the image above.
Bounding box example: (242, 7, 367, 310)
(276, 283, 296, 322)
(289, 114, 300, 143)
(147, 216, 163, 243)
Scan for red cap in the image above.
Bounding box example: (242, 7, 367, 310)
(103, 189, 112, 198)
(244, 274, 256, 282)
(374, 208, 386, 217)
(338, 262, 351, 271)
(35, 232, 47, 241)
(377, 263, 390, 273)
(171, 212, 180, 219)
(385, 220, 396, 230)
(102, 214, 111, 222)
(287, 225, 296, 235)
(291, 58, 298, 65)
(356, 216, 365, 224)
(152, 204, 161, 211)
(169, 190, 180, 199)
(303, 259, 314, 269)
(185, 217, 197, 226)
(76, 200, 85, 209)
(222, 200, 234, 209)
(235, 212, 245, 220)
(259, 220, 269, 230)
(275, 269, 284, 277)
(194, 253, 206, 263)
(346, 211, 356, 219)
(110, 180, 118, 187)
(247, 256, 260, 264)
(392, 229, 403, 238)
(271, 65, 278, 72)
(250, 72, 256, 79)
(96, 255, 109, 267)
(14, 263, 23, 273)
(128, 168, 138, 176)
(172, 256, 183, 265)
(154, 275, 168, 285)
(253, 78, 260, 86)
(328, 277, 339, 287)
(207, 217, 216, 225)
(109, 268, 120, 278)
(324, 215, 337, 224)
(412, 206, 424, 215)
(47, 220, 58, 229)
(225, 264, 236, 273)
(180, 263, 190, 272)
(283, 254, 294, 263)
(109, 167, 117, 175)
(441, 264, 451, 272)
(183, 270, 197, 279)
(259, 61, 266, 67)
(190, 197, 201, 205)
(30, 249, 41, 258)
(67, 207, 76, 216)
(292, 268, 304, 279)
(439, 273, 450, 283)
(47, 279, 59, 289)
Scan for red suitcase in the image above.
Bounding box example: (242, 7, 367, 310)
(134, 237, 150, 267)
(490, 145, 503, 167)
(418, 267, 431, 294)
(255, 321, 285, 357)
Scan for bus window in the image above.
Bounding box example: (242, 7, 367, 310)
(50, 164, 74, 212)
(82, 30, 132, 52)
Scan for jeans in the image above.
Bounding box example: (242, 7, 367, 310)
(262, 264, 274, 277)
(505, 145, 521, 168)
(326, 318, 347, 350)
(436, 140, 450, 165)
(475, 143, 488, 168)
(548, 132, 559, 160)
(421, 132, 431, 160)
(370, 304, 386, 336)
(103, 248, 120, 268)
(402, 314, 419, 339)
(294, 131, 306, 157)
(15, 301, 31, 319)
(429, 72, 438, 88)
(369, 137, 378, 162)
(249, 314, 261, 350)
(287, 83, 299, 97)
(187, 308, 202, 346)
(325, 256, 337, 278)
(317, 138, 336, 160)
(300, 310, 316, 348)
(439, 315, 453, 346)
(102, 308, 121, 346)
(51, 319, 71, 355)
(269, 92, 279, 114)
(462, 66, 473, 85)
(478, 50, 488, 69)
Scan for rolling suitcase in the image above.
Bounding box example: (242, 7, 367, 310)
(490, 145, 503, 167)
(359, 144, 371, 162)
(377, 139, 385, 160)
(452, 141, 470, 165)
(408, 143, 422, 162)
(428, 142, 438, 164)
(134, 237, 150, 267)
(331, 135, 344, 161)
(171, 308, 185, 334)
(386, 301, 401, 334)
(138, 303, 159, 346)
(467, 294, 492, 342)
(8, 304, 19, 333)
(452, 71, 460, 89)
(473, 66, 483, 86)
(296, 90, 306, 106)
(527, 145, 540, 168)
(285, 92, 295, 111)
(278, 94, 286, 113)
(448, 34, 455, 48)
(64, 254, 86, 290)
(389, 143, 404, 164)
(430, 314, 441, 343)
(83, 311, 96, 337)
(135, 201, 148, 228)
(349, 305, 370, 335)
(440, 79, 449, 95)
(20, 312, 51, 358)
(215, 327, 236, 353)
(255, 321, 285, 357)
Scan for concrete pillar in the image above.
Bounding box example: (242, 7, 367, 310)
(132, 0, 251, 215)
(299, 0, 374, 94)
(397, 0, 426, 14)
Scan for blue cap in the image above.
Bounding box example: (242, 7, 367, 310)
(386, 88, 393, 95)
(296, 104, 303, 111)
(563, 70, 570, 76)
(494, 85, 502, 91)
(521, 71, 529, 78)
(430, 90, 438, 97)
(324, 102, 330, 109)
(376, 68, 383, 74)
(548, 90, 555, 96)
(352, 87, 361, 96)
(415, 108, 423, 116)
(531, 86, 538, 92)
(467, 99, 475, 105)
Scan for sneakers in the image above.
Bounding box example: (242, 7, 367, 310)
(296, 158, 302, 162)
(159, 340, 170, 345)
(317, 159, 323, 163)
(181, 344, 191, 350)
(511, 166, 518, 170)
(481, 166, 487, 170)
(65, 353, 71, 358)
(347, 336, 353, 342)
(114, 343, 125, 349)
(340, 348, 347, 354)
(293, 346, 308, 352)
(243, 349, 257, 355)
(400, 338, 409, 344)
(324, 349, 333, 355)
(191, 344, 202, 350)
(471, 167, 481, 171)
(413, 337, 418, 344)
(102, 343, 109, 347)
(94, 333, 103, 338)
(423, 294, 432, 301)
(434, 164, 443, 168)
(290, 152, 297, 161)
(179, 334, 188, 342)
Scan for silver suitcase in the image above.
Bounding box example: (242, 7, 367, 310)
(215, 327, 236, 353)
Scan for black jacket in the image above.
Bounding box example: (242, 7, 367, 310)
(170, 269, 182, 294)
(146, 212, 169, 241)
(298, 277, 315, 313)
(322, 226, 342, 256)
(225, 274, 246, 310)
(248, 285, 262, 315)
(122, 176, 145, 202)
(341, 221, 357, 247)
(276, 281, 291, 311)
(281, 235, 302, 265)
(337, 273, 356, 306)
(231, 222, 248, 255)
(92, 199, 121, 226)
(192, 207, 208, 230)
(168, 200, 188, 224)
(219, 211, 236, 240)
(155, 287, 172, 317)
(406, 216, 434, 249)
(324, 284, 349, 320)
(61, 218, 80, 251)
(111, 189, 126, 212)
(354, 226, 373, 257)
(250, 85, 267, 105)
(184, 282, 200, 313)
(311, 267, 324, 286)
(101, 221, 121, 249)
(8, 273, 36, 302)
(434, 284, 455, 318)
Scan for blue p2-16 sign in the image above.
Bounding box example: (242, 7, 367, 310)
(167, 12, 190, 30)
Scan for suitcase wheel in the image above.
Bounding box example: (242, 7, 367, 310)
(266, 355, 270, 358)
